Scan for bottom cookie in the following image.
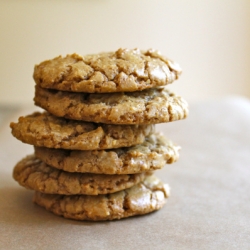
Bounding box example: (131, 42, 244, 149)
(33, 175, 170, 221)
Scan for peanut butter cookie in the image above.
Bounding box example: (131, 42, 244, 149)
(13, 155, 146, 195)
(33, 48, 181, 93)
(10, 112, 154, 150)
(34, 86, 188, 124)
(33, 175, 169, 221)
(34, 133, 180, 174)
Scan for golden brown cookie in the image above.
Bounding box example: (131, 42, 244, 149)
(33, 48, 182, 93)
(33, 175, 169, 221)
(34, 86, 188, 124)
(34, 133, 180, 174)
(13, 155, 146, 195)
(10, 112, 154, 150)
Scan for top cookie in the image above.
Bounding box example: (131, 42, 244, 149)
(33, 48, 182, 93)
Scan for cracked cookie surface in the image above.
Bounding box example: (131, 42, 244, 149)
(34, 133, 180, 174)
(33, 175, 170, 221)
(33, 48, 182, 93)
(13, 155, 146, 195)
(10, 112, 154, 150)
(34, 86, 188, 124)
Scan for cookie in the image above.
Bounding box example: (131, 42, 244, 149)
(10, 112, 154, 150)
(13, 155, 146, 195)
(33, 48, 182, 93)
(33, 175, 169, 221)
(34, 86, 188, 124)
(34, 133, 180, 174)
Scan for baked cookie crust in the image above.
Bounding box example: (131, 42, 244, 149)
(34, 133, 180, 174)
(10, 112, 154, 150)
(33, 175, 170, 221)
(13, 155, 146, 195)
(33, 48, 182, 93)
(34, 86, 188, 124)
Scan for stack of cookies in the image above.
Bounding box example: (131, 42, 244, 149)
(10, 48, 188, 221)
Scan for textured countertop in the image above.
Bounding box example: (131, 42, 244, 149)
(0, 97, 250, 249)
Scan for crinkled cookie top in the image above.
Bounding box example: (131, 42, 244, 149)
(10, 112, 154, 150)
(33, 48, 182, 93)
(34, 86, 189, 125)
(33, 174, 170, 221)
(34, 133, 180, 174)
(13, 155, 146, 195)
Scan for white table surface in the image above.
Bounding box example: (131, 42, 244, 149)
(0, 97, 250, 250)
